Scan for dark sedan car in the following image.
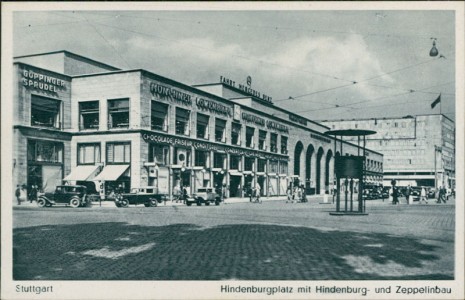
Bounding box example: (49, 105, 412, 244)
(37, 185, 90, 208)
(115, 187, 168, 208)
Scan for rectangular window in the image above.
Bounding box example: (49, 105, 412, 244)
(78, 143, 101, 165)
(79, 101, 99, 130)
(27, 140, 63, 163)
(31, 95, 61, 129)
(281, 136, 288, 154)
(270, 161, 279, 173)
(195, 150, 209, 167)
(108, 98, 129, 128)
(244, 157, 255, 171)
(175, 107, 190, 135)
(149, 145, 169, 165)
(246, 127, 255, 148)
(106, 142, 130, 164)
(279, 161, 288, 174)
(197, 113, 209, 139)
(270, 133, 278, 153)
(258, 130, 267, 150)
(257, 159, 266, 173)
(213, 153, 226, 169)
(151, 101, 169, 131)
(231, 122, 242, 146)
(215, 118, 226, 142)
(230, 155, 241, 170)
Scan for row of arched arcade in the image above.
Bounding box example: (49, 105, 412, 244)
(293, 141, 340, 195)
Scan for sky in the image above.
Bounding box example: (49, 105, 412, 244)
(12, 7, 457, 121)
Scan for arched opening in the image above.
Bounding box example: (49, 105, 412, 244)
(316, 147, 324, 194)
(305, 145, 315, 194)
(294, 141, 304, 179)
(325, 150, 333, 194)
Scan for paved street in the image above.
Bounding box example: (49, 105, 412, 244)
(13, 196, 455, 280)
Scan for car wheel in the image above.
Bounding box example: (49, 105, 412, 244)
(205, 202, 210, 206)
(37, 198, 46, 207)
(69, 197, 81, 208)
(149, 198, 158, 207)
(215, 200, 220, 206)
(186, 202, 192, 206)
(115, 203, 121, 208)
(120, 199, 129, 208)
(196, 200, 201, 206)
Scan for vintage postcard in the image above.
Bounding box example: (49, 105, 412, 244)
(1, 1, 464, 299)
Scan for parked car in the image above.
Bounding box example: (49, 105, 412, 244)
(186, 187, 221, 206)
(37, 185, 90, 208)
(115, 187, 168, 208)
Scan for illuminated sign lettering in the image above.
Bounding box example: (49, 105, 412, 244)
(220, 75, 273, 103)
(150, 82, 192, 106)
(289, 114, 308, 126)
(266, 120, 289, 133)
(241, 112, 265, 126)
(195, 97, 232, 117)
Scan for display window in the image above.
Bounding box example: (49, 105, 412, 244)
(106, 142, 130, 164)
(78, 143, 101, 165)
(149, 144, 169, 165)
(230, 155, 241, 170)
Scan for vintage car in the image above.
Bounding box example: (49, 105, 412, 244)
(186, 187, 221, 206)
(115, 187, 168, 208)
(37, 185, 90, 208)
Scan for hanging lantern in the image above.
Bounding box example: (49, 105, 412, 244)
(429, 38, 439, 57)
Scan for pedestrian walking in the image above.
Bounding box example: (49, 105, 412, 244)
(286, 184, 292, 203)
(419, 187, 428, 204)
(392, 187, 399, 205)
(405, 185, 411, 205)
(29, 185, 38, 203)
(15, 184, 21, 205)
(300, 185, 307, 203)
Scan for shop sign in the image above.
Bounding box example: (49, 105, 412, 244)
(241, 112, 265, 126)
(311, 133, 331, 144)
(289, 114, 307, 126)
(142, 132, 286, 160)
(220, 75, 273, 103)
(22, 69, 66, 93)
(195, 97, 232, 117)
(266, 120, 289, 133)
(150, 82, 192, 106)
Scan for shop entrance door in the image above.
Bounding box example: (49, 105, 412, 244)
(229, 175, 241, 197)
(257, 176, 265, 196)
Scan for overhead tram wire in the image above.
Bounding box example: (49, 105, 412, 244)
(89, 19, 449, 105)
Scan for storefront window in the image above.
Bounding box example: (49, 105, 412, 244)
(231, 122, 241, 145)
(259, 130, 267, 150)
(31, 95, 61, 129)
(246, 127, 255, 148)
(27, 140, 63, 163)
(215, 118, 226, 142)
(197, 113, 209, 139)
(230, 155, 241, 170)
(270, 161, 279, 173)
(175, 107, 190, 135)
(78, 143, 101, 165)
(108, 98, 129, 128)
(270, 133, 278, 153)
(213, 153, 226, 169)
(195, 150, 209, 168)
(280, 161, 288, 174)
(174, 147, 191, 167)
(281, 136, 288, 154)
(106, 142, 130, 163)
(151, 101, 168, 131)
(79, 101, 99, 130)
(257, 159, 266, 172)
(244, 157, 255, 171)
(149, 144, 169, 165)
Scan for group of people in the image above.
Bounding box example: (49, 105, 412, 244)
(286, 184, 307, 203)
(392, 185, 450, 205)
(15, 184, 39, 205)
(248, 184, 261, 203)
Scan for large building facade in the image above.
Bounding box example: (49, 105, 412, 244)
(322, 115, 455, 189)
(13, 51, 383, 199)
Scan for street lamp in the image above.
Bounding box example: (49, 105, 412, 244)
(430, 38, 439, 57)
(434, 145, 442, 190)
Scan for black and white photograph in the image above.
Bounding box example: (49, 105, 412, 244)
(1, 2, 464, 299)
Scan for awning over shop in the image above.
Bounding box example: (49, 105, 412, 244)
(93, 165, 130, 181)
(229, 170, 242, 176)
(63, 165, 101, 181)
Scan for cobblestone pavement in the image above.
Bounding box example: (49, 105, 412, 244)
(12, 196, 455, 280)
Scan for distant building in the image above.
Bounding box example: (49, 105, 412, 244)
(321, 114, 455, 189)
